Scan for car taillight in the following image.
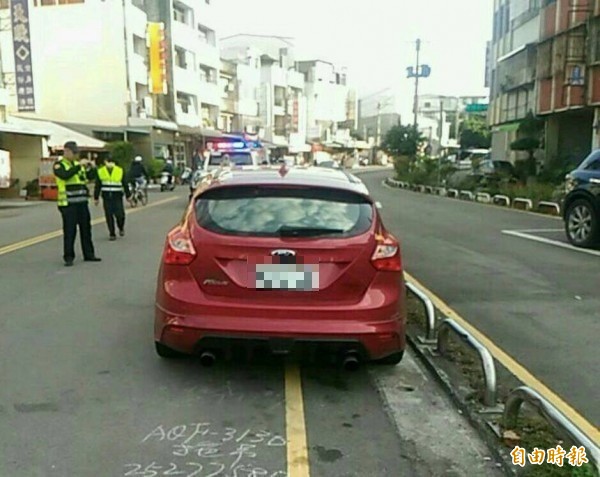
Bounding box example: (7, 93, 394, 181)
(371, 233, 402, 271)
(163, 226, 196, 265)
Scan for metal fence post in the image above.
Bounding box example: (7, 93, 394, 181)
(437, 319, 498, 408)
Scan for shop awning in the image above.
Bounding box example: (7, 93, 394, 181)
(7, 117, 106, 149)
(0, 118, 51, 137)
(492, 122, 520, 133)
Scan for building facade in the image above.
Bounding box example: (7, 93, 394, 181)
(536, 0, 600, 164)
(488, 0, 542, 162)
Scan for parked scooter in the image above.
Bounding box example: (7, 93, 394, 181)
(180, 167, 192, 185)
(160, 171, 175, 192)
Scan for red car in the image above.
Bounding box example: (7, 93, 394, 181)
(154, 166, 406, 369)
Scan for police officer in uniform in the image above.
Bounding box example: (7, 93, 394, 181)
(53, 141, 101, 267)
(94, 156, 130, 240)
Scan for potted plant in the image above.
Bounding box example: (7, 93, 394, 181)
(25, 179, 40, 200)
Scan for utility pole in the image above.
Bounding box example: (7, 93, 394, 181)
(413, 38, 421, 128)
(376, 101, 382, 146)
(438, 98, 444, 186)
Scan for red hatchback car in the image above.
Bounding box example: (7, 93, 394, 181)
(154, 166, 406, 368)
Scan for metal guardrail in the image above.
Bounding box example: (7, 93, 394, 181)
(538, 201, 561, 215)
(447, 189, 459, 198)
(504, 386, 600, 473)
(513, 197, 533, 211)
(424, 186, 433, 194)
(493, 194, 511, 207)
(437, 319, 498, 407)
(460, 190, 474, 201)
(476, 192, 492, 204)
(435, 187, 447, 196)
(406, 282, 437, 343)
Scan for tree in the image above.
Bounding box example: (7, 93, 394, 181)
(107, 141, 135, 170)
(511, 112, 545, 179)
(381, 124, 423, 158)
(382, 124, 424, 179)
(459, 116, 491, 149)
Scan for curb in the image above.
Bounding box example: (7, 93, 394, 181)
(384, 177, 563, 219)
(406, 333, 517, 476)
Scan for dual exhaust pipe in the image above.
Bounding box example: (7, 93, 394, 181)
(198, 349, 362, 371)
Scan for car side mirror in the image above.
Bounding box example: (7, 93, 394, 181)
(375, 201, 383, 209)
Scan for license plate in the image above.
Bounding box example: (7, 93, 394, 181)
(255, 264, 319, 291)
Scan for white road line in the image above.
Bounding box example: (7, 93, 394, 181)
(516, 229, 564, 233)
(501, 230, 600, 257)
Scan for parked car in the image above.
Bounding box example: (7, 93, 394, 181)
(471, 159, 518, 184)
(155, 166, 406, 368)
(563, 150, 600, 248)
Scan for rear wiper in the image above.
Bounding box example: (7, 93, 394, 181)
(276, 225, 345, 237)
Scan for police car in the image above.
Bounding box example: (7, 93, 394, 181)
(189, 140, 258, 199)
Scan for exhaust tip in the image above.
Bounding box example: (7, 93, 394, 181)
(199, 351, 216, 367)
(342, 352, 361, 372)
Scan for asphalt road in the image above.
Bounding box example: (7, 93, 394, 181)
(360, 171, 600, 429)
(0, 189, 501, 477)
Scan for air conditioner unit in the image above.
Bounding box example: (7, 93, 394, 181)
(227, 83, 235, 92)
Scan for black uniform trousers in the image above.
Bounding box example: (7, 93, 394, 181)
(59, 202, 96, 261)
(102, 195, 126, 236)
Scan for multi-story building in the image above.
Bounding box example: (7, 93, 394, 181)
(219, 46, 263, 135)
(296, 60, 357, 144)
(536, 0, 600, 163)
(357, 91, 401, 145)
(488, 0, 542, 162)
(0, 0, 221, 168)
(220, 35, 307, 150)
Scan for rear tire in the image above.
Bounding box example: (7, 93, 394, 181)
(140, 192, 148, 206)
(130, 197, 138, 208)
(375, 351, 404, 365)
(565, 199, 598, 248)
(155, 342, 184, 359)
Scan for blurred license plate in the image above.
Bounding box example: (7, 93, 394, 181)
(255, 264, 319, 291)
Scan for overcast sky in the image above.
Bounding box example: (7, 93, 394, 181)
(216, 0, 493, 114)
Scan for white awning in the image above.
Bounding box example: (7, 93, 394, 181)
(7, 117, 106, 149)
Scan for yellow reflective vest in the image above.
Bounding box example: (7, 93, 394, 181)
(97, 165, 124, 194)
(54, 159, 89, 207)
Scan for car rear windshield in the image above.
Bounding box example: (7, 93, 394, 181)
(209, 153, 253, 167)
(195, 186, 374, 238)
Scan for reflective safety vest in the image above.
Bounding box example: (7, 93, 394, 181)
(55, 159, 89, 207)
(97, 165, 124, 194)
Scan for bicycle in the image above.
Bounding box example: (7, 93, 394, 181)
(129, 178, 148, 208)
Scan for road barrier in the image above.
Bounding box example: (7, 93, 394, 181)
(437, 319, 498, 408)
(493, 195, 511, 207)
(513, 197, 533, 211)
(447, 189, 459, 198)
(460, 190, 475, 201)
(475, 192, 492, 204)
(538, 201, 561, 216)
(503, 386, 600, 473)
(435, 187, 447, 196)
(406, 282, 437, 343)
(424, 186, 433, 194)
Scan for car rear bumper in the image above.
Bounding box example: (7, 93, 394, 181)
(155, 299, 405, 361)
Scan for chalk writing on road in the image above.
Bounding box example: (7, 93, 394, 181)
(124, 423, 287, 477)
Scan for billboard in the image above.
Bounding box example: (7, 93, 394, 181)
(10, 0, 35, 112)
(147, 22, 167, 95)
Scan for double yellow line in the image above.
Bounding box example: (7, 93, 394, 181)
(0, 196, 178, 257)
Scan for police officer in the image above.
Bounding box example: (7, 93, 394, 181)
(94, 155, 130, 241)
(53, 141, 101, 266)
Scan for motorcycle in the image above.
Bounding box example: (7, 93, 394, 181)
(180, 167, 192, 185)
(160, 171, 175, 192)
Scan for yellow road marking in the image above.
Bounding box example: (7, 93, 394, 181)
(0, 196, 179, 257)
(405, 271, 600, 443)
(285, 363, 310, 477)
